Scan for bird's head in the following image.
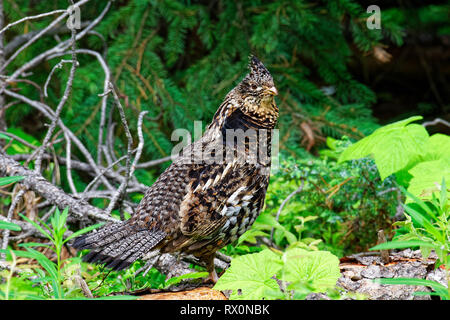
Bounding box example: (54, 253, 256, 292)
(238, 56, 278, 100)
(207, 56, 279, 132)
(234, 56, 279, 127)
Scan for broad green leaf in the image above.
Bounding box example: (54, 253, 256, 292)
(255, 213, 297, 244)
(254, 212, 283, 230)
(407, 159, 450, 202)
(237, 229, 269, 245)
(280, 248, 340, 292)
(0, 221, 22, 231)
(214, 249, 282, 300)
(421, 133, 450, 162)
(339, 116, 428, 180)
(0, 176, 24, 186)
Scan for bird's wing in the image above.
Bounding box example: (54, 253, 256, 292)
(130, 161, 193, 234)
(178, 160, 260, 239)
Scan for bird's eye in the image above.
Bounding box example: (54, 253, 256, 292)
(251, 84, 258, 90)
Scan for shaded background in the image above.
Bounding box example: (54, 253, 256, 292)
(1, 0, 449, 255)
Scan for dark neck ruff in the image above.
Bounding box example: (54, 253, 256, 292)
(219, 108, 276, 165)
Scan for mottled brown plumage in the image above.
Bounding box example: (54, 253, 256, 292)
(73, 56, 279, 282)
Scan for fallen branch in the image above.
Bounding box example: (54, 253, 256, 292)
(0, 153, 117, 223)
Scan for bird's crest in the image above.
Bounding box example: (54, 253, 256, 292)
(246, 55, 273, 84)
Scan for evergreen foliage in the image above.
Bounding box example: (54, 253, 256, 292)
(7, 0, 448, 179)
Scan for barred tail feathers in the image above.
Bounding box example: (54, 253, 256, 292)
(72, 222, 165, 271)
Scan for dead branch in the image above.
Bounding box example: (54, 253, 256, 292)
(0, 188, 25, 260)
(0, 153, 117, 223)
(0, 9, 67, 36)
(0, 1, 111, 94)
(271, 178, 306, 241)
(104, 83, 133, 218)
(35, 16, 78, 173)
(0, 1, 229, 287)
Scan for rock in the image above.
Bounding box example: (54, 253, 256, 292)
(332, 249, 442, 300)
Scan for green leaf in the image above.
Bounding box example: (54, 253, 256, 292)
(64, 223, 105, 244)
(0, 221, 22, 231)
(374, 278, 448, 299)
(280, 248, 341, 292)
(407, 159, 450, 202)
(255, 213, 297, 244)
(237, 229, 269, 245)
(19, 213, 53, 242)
(370, 240, 436, 251)
(339, 116, 428, 180)
(0, 133, 11, 141)
(421, 133, 450, 162)
(164, 272, 209, 288)
(17, 243, 53, 252)
(214, 249, 282, 300)
(403, 204, 443, 242)
(439, 177, 447, 212)
(0, 176, 24, 186)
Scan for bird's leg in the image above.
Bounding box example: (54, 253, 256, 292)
(202, 253, 218, 284)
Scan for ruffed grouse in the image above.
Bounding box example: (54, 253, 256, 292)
(73, 56, 279, 282)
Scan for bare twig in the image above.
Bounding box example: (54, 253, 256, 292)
(0, 1, 86, 73)
(10, 153, 152, 193)
(271, 178, 305, 241)
(0, 9, 67, 35)
(64, 131, 77, 195)
(104, 82, 133, 218)
(0, 0, 7, 133)
(46, 48, 113, 167)
(135, 155, 172, 169)
(43, 59, 73, 97)
(1, 1, 111, 94)
(81, 149, 137, 197)
(0, 131, 38, 150)
(422, 118, 450, 128)
(77, 49, 110, 165)
(4, 21, 91, 56)
(377, 229, 390, 264)
(4, 89, 115, 191)
(106, 121, 118, 163)
(1, 188, 25, 260)
(74, 267, 93, 298)
(130, 111, 148, 175)
(34, 19, 78, 173)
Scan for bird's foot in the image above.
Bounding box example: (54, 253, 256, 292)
(203, 269, 219, 284)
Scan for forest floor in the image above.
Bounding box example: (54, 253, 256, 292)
(124, 249, 446, 300)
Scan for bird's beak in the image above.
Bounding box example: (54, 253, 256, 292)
(265, 86, 278, 96)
